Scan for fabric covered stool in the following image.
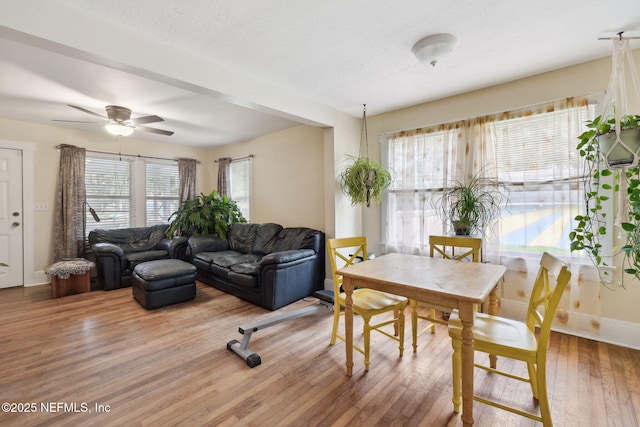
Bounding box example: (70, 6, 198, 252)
(132, 259, 197, 309)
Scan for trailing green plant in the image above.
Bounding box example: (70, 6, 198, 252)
(432, 169, 507, 238)
(167, 190, 246, 240)
(340, 155, 392, 207)
(570, 114, 640, 285)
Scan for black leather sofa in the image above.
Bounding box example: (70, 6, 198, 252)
(188, 222, 325, 310)
(89, 224, 188, 291)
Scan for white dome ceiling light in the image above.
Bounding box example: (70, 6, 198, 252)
(412, 34, 457, 67)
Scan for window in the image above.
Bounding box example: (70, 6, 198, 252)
(145, 161, 180, 225)
(228, 158, 252, 221)
(493, 104, 597, 256)
(85, 156, 133, 230)
(383, 97, 598, 259)
(85, 154, 179, 231)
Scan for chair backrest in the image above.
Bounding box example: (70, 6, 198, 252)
(327, 236, 368, 294)
(526, 252, 571, 352)
(429, 235, 481, 262)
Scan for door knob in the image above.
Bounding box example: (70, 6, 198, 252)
(12, 222, 20, 227)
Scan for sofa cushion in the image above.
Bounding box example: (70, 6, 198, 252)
(228, 223, 259, 253)
(272, 227, 321, 253)
(126, 250, 170, 264)
(213, 253, 261, 268)
(229, 262, 260, 275)
(252, 223, 283, 255)
(90, 224, 169, 252)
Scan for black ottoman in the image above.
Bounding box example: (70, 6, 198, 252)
(132, 259, 197, 309)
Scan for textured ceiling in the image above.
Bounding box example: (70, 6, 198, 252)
(1, 0, 639, 146)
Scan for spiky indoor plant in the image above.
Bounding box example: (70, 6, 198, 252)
(339, 105, 392, 207)
(433, 170, 507, 237)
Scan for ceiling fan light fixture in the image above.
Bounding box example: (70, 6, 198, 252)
(412, 33, 457, 67)
(105, 122, 133, 137)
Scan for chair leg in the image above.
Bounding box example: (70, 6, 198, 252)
(398, 306, 405, 357)
(330, 305, 340, 345)
(393, 308, 399, 336)
(451, 334, 462, 413)
(363, 315, 371, 371)
(536, 363, 552, 427)
(410, 299, 419, 353)
(429, 308, 436, 334)
(527, 362, 539, 399)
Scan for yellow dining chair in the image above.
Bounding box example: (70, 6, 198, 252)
(327, 236, 408, 371)
(448, 252, 571, 426)
(410, 235, 482, 352)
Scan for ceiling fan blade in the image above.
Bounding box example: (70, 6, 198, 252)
(135, 125, 174, 136)
(51, 120, 102, 123)
(68, 104, 106, 119)
(129, 115, 164, 125)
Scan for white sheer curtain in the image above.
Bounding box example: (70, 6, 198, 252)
(383, 97, 608, 341)
(382, 119, 499, 256)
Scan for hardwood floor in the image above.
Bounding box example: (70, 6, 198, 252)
(1, 282, 639, 427)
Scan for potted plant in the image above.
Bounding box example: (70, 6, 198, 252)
(339, 104, 393, 207)
(166, 190, 246, 240)
(570, 113, 640, 284)
(340, 156, 392, 207)
(433, 170, 507, 237)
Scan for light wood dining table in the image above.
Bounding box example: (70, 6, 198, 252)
(337, 252, 506, 427)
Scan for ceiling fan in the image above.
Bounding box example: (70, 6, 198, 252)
(53, 104, 174, 136)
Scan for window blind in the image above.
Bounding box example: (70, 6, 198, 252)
(85, 156, 133, 230)
(145, 161, 179, 225)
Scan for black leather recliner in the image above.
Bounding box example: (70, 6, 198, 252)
(89, 224, 188, 291)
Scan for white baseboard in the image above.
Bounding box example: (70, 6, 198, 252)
(501, 299, 640, 351)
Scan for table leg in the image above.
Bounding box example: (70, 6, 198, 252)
(343, 276, 354, 377)
(458, 301, 475, 427)
(488, 285, 499, 369)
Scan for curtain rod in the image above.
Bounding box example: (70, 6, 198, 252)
(214, 154, 254, 162)
(55, 144, 201, 163)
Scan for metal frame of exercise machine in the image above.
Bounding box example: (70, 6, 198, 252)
(226, 290, 335, 367)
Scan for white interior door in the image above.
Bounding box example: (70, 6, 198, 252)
(0, 148, 23, 288)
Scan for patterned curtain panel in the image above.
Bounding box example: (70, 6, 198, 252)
(53, 144, 86, 261)
(217, 157, 231, 198)
(177, 158, 198, 204)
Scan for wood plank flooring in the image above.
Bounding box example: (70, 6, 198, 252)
(0, 283, 638, 427)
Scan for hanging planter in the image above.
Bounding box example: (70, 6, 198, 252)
(570, 33, 640, 286)
(598, 124, 640, 168)
(339, 105, 392, 207)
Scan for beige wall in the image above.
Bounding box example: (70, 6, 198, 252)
(208, 125, 326, 231)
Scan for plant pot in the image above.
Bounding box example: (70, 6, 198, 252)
(452, 220, 470, 236)
(598, 127, 640, 168)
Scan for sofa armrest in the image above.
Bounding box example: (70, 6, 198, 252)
(92, 242, 125, 262)
(92, 242, 127, 291)
(188, 235, 230, 255)
(157, 236, 188, 259)
(260, 249, 315, 266)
